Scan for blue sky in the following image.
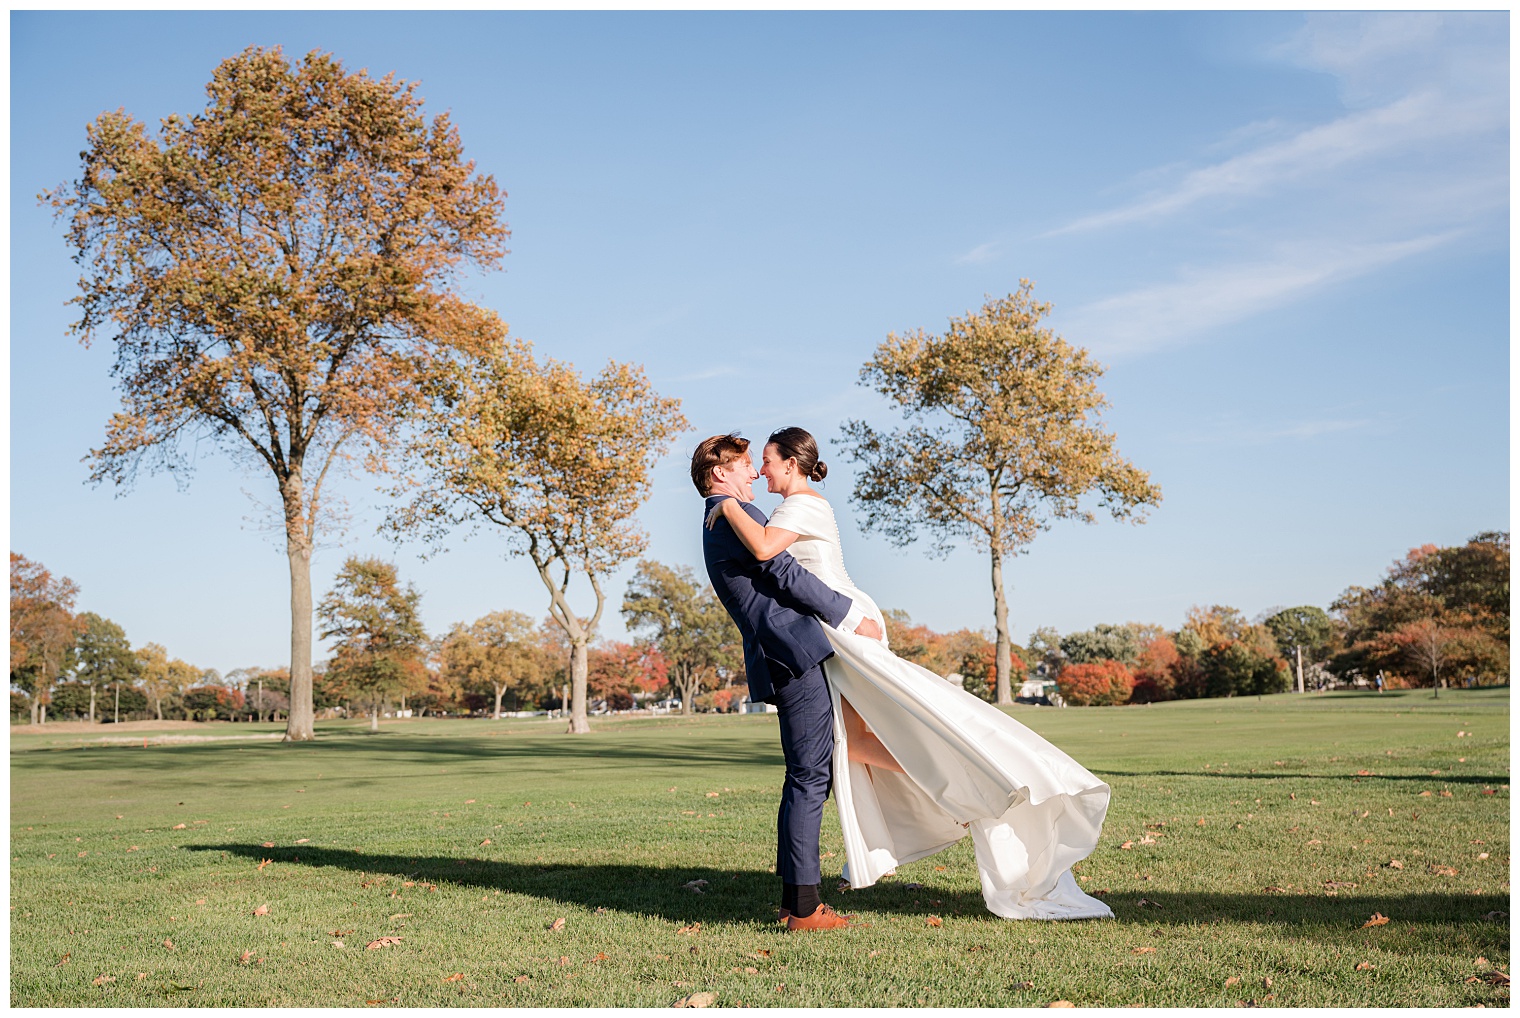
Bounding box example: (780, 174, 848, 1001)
(10, 11, 1509, 675)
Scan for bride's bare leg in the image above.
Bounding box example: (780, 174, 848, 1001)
(841, 697, 905, 774)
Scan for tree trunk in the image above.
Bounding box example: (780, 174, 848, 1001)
(114, 684, 120, 724)
(30, 697, 40, 726)
(567, 640, 589, 734)
(989, 544, 1013, 705)
(370, 703, 379, 733)
(493, 684, 505, 719)
(283, 472, 316, 742)
(155, 696, 162, 721)
(89, 684, 96, 723)
(1295, 646, 1304, 694)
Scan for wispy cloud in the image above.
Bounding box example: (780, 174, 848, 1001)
(1046, 12, 1504, 354)
(1062, 231, 1463, 357)
(954, 241, 1002, 265)
(1047, 90, 1492, 236)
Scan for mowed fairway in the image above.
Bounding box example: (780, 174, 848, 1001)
(10, 690, 1509, 1007)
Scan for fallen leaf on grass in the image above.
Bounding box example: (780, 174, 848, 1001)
(547, 917, 566, 932)
(1136, 899, 1163, 909)
(1324, 881, 1358, 890)
(1119, 841, 1134, 850)
(479, 839, 492, 846)
(329, 929, 354, 936)
(1482, 911, 1506, 921)
(1483, 789, 1496, 795)
(934, 865, 946, 871)
(683, 879, 710, 893)
(261, 842, 275, 848)
(388, 913, 413, 921)
(1483, 971, 1510, 986)
(1478, 853, 1490, 860)
(92, 974, 114, 985)
(1361, 913, 1390, 928)
(295, 838, 310, 844)
(172, 824, 186, 830)
(1263, 886, 1289, 893)
(443, 973, 464, 983)
(1355, 962, 1375, 971)
(1306, 839, 1322, 845)
(1418, 791, 1432, 797)
(706, 792, 720, 798)
(1428, 865, 1459, 876)
(1439, 791, 1453, 798)
(366, 937, 402, 950)
(238, 951, 259, 964)
(56, 952, 70, 966)
(257, 859, 272, 872)
(162, 939, 175, 951)
(591, 952, 608, 962)
(1012, 980, 1035, 989)
(926, 916, 943, 927)
(465, 799, 476, 804)
(1048, 1001, 1076, 1008)
(331, 941, 345, 948)
(1386, 859, 1404, 870)
(1132, 946, 1156, 955)
(1138, 835, 1157, 845)
(675, 991, 717, 1007)
(252, 904, 270, 916)
(1356, 770, 1373, 776)
(513, 975, 530, 984)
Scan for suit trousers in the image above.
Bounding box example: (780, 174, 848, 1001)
(773, 661, 834, 885)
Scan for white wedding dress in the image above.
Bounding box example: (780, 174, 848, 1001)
(765, 493, 1114, 921)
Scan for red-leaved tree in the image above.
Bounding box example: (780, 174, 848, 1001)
(1057, 659, 1133, 706)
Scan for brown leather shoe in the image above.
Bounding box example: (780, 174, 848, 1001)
(785, 903, 856, 931)
(777, 908, 790, 925)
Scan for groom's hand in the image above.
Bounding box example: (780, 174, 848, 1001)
(853, 618, 883, 641)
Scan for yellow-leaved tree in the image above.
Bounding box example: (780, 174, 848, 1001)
(44, 47, 508, 741)
(388, 341, 687, 733)
(840, 282, 1162, 704)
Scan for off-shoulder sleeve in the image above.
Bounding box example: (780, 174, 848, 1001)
(767, 497, 832, 540)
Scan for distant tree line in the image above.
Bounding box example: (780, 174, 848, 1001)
(9, 551, 744, 724)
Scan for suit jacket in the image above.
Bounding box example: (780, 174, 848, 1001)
(702, 495, 853, 704)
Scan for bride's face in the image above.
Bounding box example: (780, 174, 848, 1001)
(759, 444, 796, 493)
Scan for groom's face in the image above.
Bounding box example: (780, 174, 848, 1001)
(711, 452, 758, 501)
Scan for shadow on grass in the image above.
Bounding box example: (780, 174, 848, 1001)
(11, 731, 783, 775)
(190, 843, 1511, 932)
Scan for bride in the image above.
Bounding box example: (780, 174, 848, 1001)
(713, 427, 1114, 921)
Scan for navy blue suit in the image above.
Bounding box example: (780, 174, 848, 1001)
(702, 495, 852, 885)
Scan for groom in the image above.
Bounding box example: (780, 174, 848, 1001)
(692, 433, 882, 931)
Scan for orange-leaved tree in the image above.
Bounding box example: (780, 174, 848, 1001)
(441, 610, 543, 718)
(44, 47, 508, 742)
(389, 342, 687, 734)
(842, 283, 1161, 705)
(1056, 659, 1133, 707)
(10, 553, 86, 725)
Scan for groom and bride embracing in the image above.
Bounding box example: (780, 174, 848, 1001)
(693, 427, 1114, 931)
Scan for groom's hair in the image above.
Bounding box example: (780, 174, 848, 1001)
(690, 433, 750, 496)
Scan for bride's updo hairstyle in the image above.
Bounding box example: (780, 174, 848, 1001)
(768, 427, 828, 483)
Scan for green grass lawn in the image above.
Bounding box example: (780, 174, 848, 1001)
(9, 689, 1510, 1007)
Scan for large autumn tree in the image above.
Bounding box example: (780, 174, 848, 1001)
(45, 47, 508, 741)
(841, 283, 1162, 704)
(621, 560, 740, 714)
(440, 610, 544, 718)
(316, 556, 428, 732)
(10, 554, 86, 725)
(389, 341, 687, 734)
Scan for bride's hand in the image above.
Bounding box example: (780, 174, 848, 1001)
(853, 617, 884, 641)
(704, 495, 735, 530)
